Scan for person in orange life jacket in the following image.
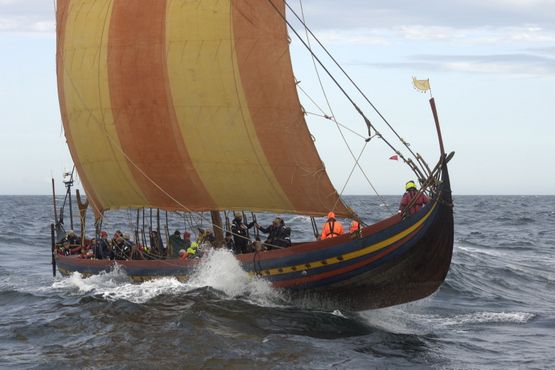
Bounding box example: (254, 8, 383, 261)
(178, 249, 188, 260)
(349, 220, 360, 234)
(321, 212, 344, 239)
(399, 180, 429, 215)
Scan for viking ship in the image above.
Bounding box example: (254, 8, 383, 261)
(51, 0, 454, 311)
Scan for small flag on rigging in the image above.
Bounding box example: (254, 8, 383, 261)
(389, 155, 399, 161)
(412, 77, 431, 93)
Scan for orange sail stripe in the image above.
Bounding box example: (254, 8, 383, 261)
(57, 0, 148, 212)
(56, 0, 354, 217)
(231, 0, 354, 217)
(107, 1, 216, 210)
(164, 0, 295, 213)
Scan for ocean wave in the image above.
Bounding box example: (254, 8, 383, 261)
(358, 307, 534, 335)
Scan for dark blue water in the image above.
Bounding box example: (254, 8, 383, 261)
(1, 195, 554, 369)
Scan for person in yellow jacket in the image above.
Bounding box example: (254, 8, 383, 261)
(321, 212, 344, 239)
(187, 242, 199, 257)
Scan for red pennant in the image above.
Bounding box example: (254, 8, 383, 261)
(389, 155, 399, 161)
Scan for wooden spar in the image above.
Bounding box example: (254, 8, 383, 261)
(224, 211, 231, 232)
(251, 212, 260, 239)
(51, 178, 58, 224)
(51, 223, 56, 277)
(135, 209, 140, 244)
(156, 209, 161, 234)
(75, 189, 89, 246)
(68, 186, 74, 230)
(310, 216, 320, 239)
(164, 211, 170, 256)
(210, 211, 224, 245)
(94, 215, 101, 245)
(142, 208, 147, 247)
(429, 97, 446, 156)
(149, 208, 153, 244)
(242, 211, 250, 238)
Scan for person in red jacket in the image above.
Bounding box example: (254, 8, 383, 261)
(399, 180, 429, 215)
(349, 220, 360, 234)
(321, 212, 344, 239)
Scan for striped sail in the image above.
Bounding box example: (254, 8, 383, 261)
(56, 0, 355, 218)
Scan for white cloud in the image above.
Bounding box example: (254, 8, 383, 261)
(296, 0, 555, 30)
(2, 0, 555, 32)
(356, 53, 555, 77)
(316, 29, 390, 46)
(0, 16, 54, 33)
(309, 25, 555, 50)
(0, 0, 54, 33)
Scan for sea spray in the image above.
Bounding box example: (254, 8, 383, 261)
(50, 249, 283, 306)
(51, 265, 185, 303)
(187, 248, 283, 307)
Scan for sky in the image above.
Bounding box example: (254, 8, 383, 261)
(0, 0, 554, 196)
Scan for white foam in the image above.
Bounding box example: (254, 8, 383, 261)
(331, 309, 347, 318)
(442, 311, 534, 326)
(50, 249, 282, 306)
(457, 245, 507, 258)
(359, 307, 534, 335)
(188, 249, 283, 306)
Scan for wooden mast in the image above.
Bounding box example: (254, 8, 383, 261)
(51, 178, 58, 224)
(75, 189, 89, 246)
(210, 211, 224, 246)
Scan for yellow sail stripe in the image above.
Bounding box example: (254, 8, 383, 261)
(62, 0, 147, 208)
(254, 201, 437, 277)
(165, 0, 294, 211)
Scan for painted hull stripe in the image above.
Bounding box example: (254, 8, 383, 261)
(273, 217, 431, 289)
(255, 201, 437, 277)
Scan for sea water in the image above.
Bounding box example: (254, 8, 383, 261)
(0, 195, 554, 368)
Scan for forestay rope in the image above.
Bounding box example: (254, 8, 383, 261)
(268, 0, 429, 181)
(294, 2, 392, 213)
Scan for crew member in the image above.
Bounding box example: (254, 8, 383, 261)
(349, 220, 360, 234)
(231, 213, 255, 254)
(169, 230, 185, 257)
(321, 212, 344, 239)
(224, 232, 237, 254)
(399, 180, 429, 215)
(256, 217, 291, 249)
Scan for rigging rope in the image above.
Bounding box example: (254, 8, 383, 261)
(332, 141, 368, 213)
(297, 84, 367, 140)
(283, 0, 428, 178)
(265, 0, 407, 162)
(297, 0, 393, 214)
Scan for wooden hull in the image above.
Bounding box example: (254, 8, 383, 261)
(56, 166, 454, 311)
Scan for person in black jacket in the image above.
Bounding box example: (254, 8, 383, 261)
(224, 231, 237, 254)
(256, 217, 291, 250)
(231, 213, 255, 254)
